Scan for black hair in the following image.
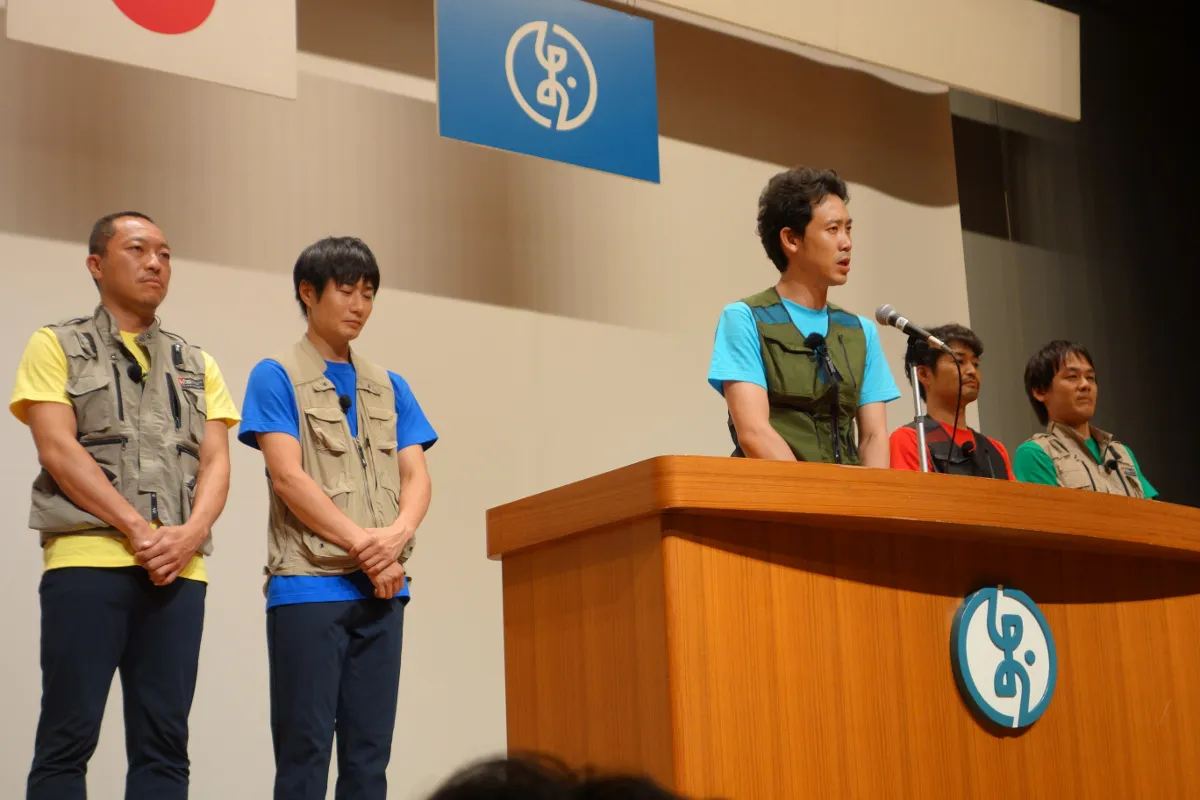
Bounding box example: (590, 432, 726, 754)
(425, 754, 704, 800)
(905, 323, 984, 400)
(1023, 340, 1095, 426)
(88, 211, 155, 256)
(292, 236, 381, 316)
(756, 167, 849, 271)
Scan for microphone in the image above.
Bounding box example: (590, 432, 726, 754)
(338, 394, 352, 415)
(875, 304, 953, 354)
(804, 333, 842, 383)
(127, 363, 143, 383)
(960, 440, 975, 458)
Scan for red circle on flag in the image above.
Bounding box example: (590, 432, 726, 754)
(111, 0, 217, 35)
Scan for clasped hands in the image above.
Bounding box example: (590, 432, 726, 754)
(350, 523, 414, 599)
(131, 521, 206, 587)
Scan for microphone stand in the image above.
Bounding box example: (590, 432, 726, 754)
(905, 336, 930, 473)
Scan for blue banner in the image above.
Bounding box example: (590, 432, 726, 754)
(436, 0, 660, 183)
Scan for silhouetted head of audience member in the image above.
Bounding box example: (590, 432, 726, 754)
(426, 754, 710, 800)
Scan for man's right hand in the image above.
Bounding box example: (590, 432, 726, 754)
(370, 560, 406, 599)
(127, 519, 158, 553)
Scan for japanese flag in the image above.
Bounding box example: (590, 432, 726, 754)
(4, 0, 296, 98)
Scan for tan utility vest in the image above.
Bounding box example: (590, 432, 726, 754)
(265, 337, 409, 577)
(1029, 422, 1146, 498)
(29, 304, 211, 550)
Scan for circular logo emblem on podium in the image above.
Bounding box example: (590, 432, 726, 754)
(951, 586, 1057, 729)
(112, 0, 217, 35)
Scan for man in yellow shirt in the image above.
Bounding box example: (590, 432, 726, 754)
(10, 212, 240, 800)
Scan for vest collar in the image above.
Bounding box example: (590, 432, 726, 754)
(1046, 420, 1114, 457)
(293, 334, 358, 383)
(93, 303, 162, 348)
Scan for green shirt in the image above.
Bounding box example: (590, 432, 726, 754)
(1013, 437, 1158, 499)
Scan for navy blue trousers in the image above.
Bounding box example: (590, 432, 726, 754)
(27, 566, 206, 800)
(268, 597, 405, 800)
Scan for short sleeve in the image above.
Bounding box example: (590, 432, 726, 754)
(201, 352, 241, 428)
(858, 316, 901, 407)
(10, 327, 71, 424)
(1123, 447, 1158, 500)
(708, 302, 767, 394)
(389, 372, 438, 451)
(888, 426, 921, 470)
(1012, 441, 1059, 486)
(237, 360, 300, 450)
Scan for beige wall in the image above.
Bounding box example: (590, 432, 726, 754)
(619, 0, 1081, 120)
(0, 1, 970, 796)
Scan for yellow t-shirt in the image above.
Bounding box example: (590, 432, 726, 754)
(10, 327, 241, 582)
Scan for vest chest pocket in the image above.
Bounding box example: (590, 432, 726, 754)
(302, 406, 352, 499)
(179, 384, 207, 444)
(67, 372, 116, 435)
(364, 404, 400, 493)
(760, 336, 823, 402)
(1051, 453, 1099, 491)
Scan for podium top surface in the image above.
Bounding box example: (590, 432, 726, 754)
(486, 456, 1200, 560)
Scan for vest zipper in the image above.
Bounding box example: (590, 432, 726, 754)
(355, 440, 377, 520)
(167, 374, 182, 430)
(81, 436, 127, 448)
(111, 362, 125, 421)
(177, 444, 199, 461)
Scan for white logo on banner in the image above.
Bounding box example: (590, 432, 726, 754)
(505, 21, 597, 131)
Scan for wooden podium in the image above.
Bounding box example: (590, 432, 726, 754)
(487, 456, 1200, 799)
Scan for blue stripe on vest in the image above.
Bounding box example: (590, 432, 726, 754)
(751, 304, 791, 325)
(829, 310, 862, 329)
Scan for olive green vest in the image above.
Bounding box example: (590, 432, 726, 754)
(29, 304, 210, 551)
(1029, 422, 1145, 498)
(729, 288, 868, 464)
(265, 337, 410, 577)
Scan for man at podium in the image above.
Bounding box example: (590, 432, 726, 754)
(889, 323, 1014, 478)
(1014, 339, 1157, 498)
(707, 167, 899, 465)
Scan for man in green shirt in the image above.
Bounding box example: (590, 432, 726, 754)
(1012, 340, 1156, 499)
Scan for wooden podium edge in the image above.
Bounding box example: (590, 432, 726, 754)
(486, 456, 1200, 562)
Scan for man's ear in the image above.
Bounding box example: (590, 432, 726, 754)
(916, 364, 934, 389)
(1031, 386, 1049, 404)
(86, 253, 103, 283)
(779, 227, 804, 260)
(298, 280, 317, 312)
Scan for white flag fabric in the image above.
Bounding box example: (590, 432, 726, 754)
(5, 0, 296, 98)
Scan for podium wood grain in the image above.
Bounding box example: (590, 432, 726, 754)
(490, 457, 1200, 799)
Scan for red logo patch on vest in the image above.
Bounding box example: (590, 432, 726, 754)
(111, 0, 217, 35)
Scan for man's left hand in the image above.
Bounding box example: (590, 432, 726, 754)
(135, 524, 206, 586)
(352, 524, 415, 577)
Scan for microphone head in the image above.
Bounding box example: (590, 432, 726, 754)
(126, 363, 143, 383)
(804, 332, 826, 350)
(875, 304, 897, 326)
(338, 394, 352, 413)
(1104, 459, 1119, 472)
(961, 440, 976, 457)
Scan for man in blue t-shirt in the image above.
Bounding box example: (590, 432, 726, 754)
(239, 237, 437, 800)
(708, 167, 900, 466)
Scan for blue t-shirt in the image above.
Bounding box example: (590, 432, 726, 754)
(708, 297, 901, 406)
(238, 359, 438, 609)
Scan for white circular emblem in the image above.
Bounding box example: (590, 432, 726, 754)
(951, 586, 1057, 730)
(505, 21, 598, 131)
